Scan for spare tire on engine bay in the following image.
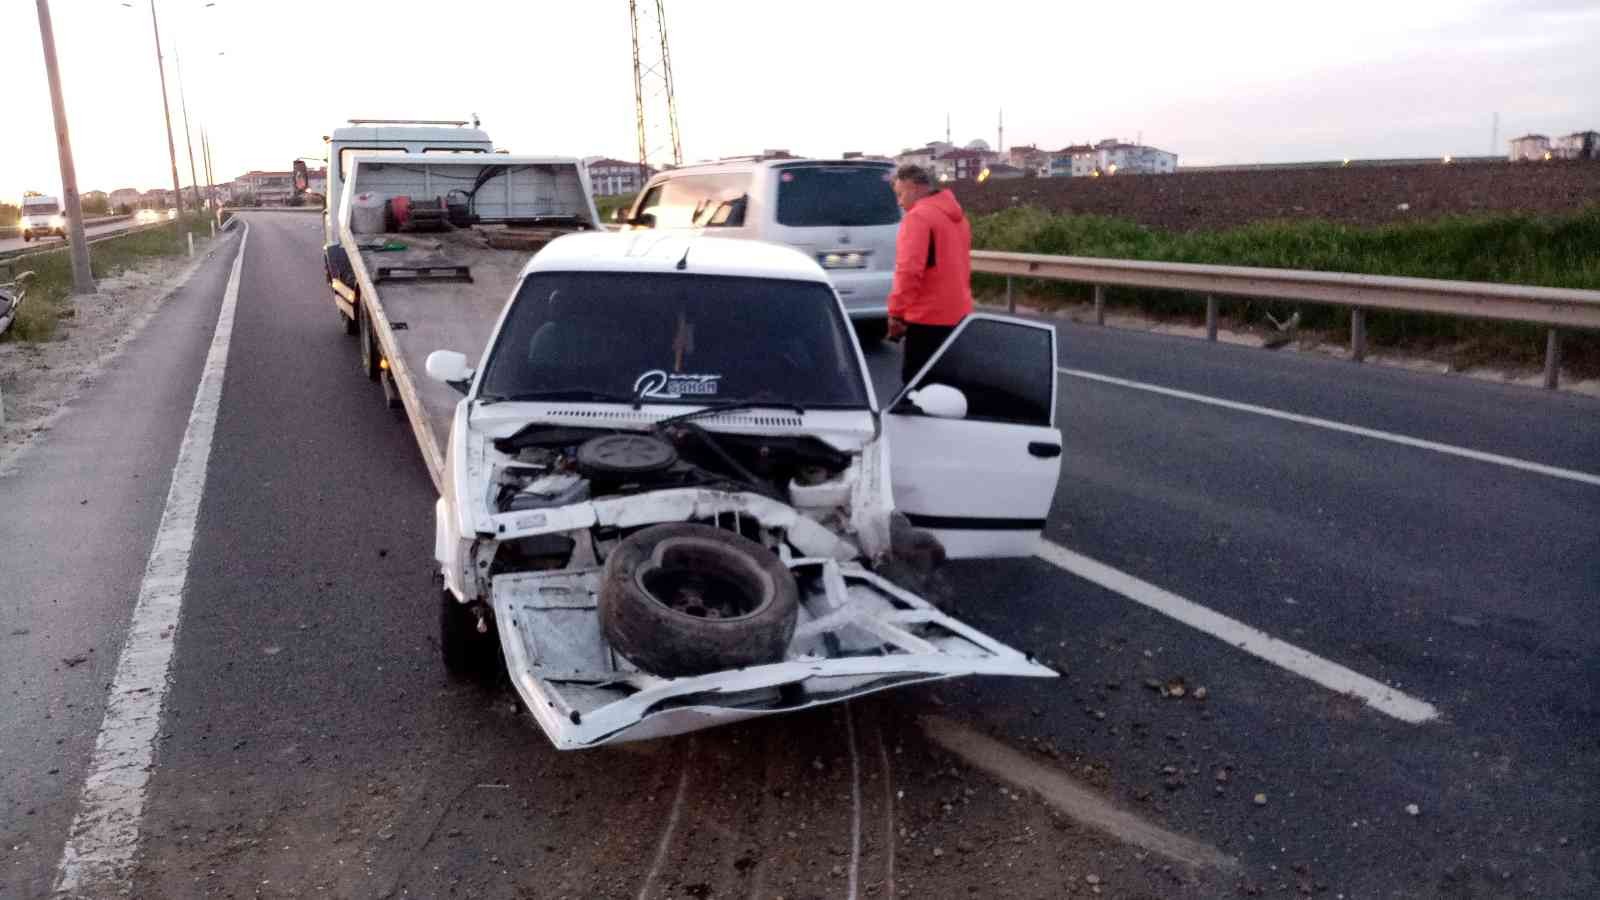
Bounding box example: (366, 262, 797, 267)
(599, 522, 799, 678)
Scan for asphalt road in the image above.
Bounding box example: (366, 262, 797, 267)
(1, 210, 1595, 899)
(0, 218, 152, 257)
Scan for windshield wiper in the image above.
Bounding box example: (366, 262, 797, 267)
(651, 396, 807, 430)
(480, 388, 637, 405)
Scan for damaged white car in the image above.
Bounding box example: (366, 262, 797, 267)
(425, 233, 1065, 749)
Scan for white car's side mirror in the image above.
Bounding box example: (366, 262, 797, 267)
(425, 350, 474, 394)
(908, 384, 968, 419)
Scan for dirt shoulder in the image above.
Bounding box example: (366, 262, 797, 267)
(0, 233, 227, 473)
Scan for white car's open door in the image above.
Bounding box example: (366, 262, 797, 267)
(884, 314, 1063, 558)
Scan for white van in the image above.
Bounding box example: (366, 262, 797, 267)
(617, 158, 902, 341)
(20, 195, 66, 242)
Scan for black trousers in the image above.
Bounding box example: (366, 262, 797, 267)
(901, 322, 957, 385)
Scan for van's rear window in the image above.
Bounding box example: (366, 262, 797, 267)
(775, 166, 899, 228)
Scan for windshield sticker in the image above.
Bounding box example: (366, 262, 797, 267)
(634, 369, 722, 400)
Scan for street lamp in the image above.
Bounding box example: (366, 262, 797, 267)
(175, 46, 202, 211)
(121, 1, 185, 214)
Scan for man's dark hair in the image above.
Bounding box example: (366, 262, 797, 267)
(894, 164, 933, 186)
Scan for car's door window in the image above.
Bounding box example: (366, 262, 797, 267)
(904, 318, 1055, 427)
(691, 174, 750, 228)
(635, 175, 749, 229)
(631, 184, 666, 227)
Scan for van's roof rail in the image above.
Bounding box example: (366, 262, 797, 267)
(346, 119, 470, 127)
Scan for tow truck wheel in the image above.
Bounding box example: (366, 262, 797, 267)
(599, 523, 799, 678)
(439, 589, 499, 678)
(340, 303, 357, 337)
(358, 307, 379, 381)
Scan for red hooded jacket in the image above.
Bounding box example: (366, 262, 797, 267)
(887, 189, 973, 326)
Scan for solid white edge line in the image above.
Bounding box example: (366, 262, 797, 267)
(1057, 366, 1600, 487)
(1036, 539, 1441, 724)
(53, 225, 249, 894)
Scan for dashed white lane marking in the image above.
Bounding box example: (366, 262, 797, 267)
(1057, 366, 1600, 487)
(1036, 539, 1441, 724)
(636, 746, 692, 900)
(844, 704, 863, 900)
(54, 225, 249, 894)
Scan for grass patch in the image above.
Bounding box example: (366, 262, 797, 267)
(972, 206, 1600, 377)
(1, 215, 215, 343)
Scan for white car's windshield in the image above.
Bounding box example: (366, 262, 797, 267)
(24, 201, 61, 216)
(478, 272, 870, 409)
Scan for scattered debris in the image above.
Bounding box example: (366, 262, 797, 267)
(1405, 803, 1420, 817)
(1086, 873, 1102, 885)
(1193, 686, 1209, 701)
(61, 654, 88, 668)
(1253, 793, 1268, 807)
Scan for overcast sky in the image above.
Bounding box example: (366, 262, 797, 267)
(3, 0, 1597, 202)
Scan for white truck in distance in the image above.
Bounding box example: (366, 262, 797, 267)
(335, 152, 1065, 749)
(20, 195, 66, 242)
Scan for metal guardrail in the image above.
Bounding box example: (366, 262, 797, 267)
(972, 250, 1600, 389)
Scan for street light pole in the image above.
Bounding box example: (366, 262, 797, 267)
(201, 126, 217, 216)
(33, 0, 95, 294)
(175, 47, 202, 212)
(148, 1, 185, 214)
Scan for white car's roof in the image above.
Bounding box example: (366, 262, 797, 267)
(523, 233, 832, 283)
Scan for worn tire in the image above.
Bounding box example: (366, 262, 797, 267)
(599, 523, 798, 677)
(340, 304, 358, 336)
(439, 589, 499, 677)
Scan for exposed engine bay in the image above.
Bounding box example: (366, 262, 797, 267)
(491, 424, 855, 518)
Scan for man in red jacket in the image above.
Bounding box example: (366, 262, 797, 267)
(887, 164, 973, 384)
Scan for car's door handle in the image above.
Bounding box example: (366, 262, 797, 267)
(1028, 441, 1062, 459)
